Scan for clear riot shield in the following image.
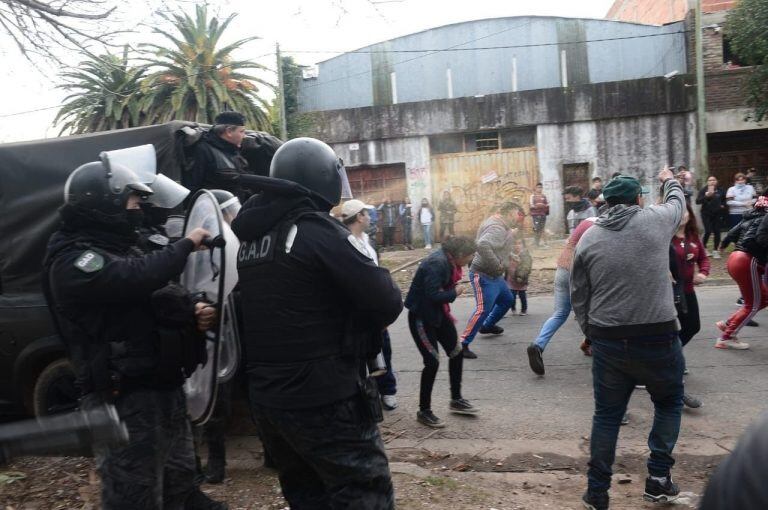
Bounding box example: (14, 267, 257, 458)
(180, 190, 237, 424)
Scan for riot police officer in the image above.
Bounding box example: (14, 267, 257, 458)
(42, 161, 227, 510)
(232, 138, 403, 509)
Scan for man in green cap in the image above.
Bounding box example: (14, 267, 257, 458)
(571, 167, 685, 510)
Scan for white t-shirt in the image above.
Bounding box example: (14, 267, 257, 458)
(348, 232, 379, 266)
(420, 207, 432, 225)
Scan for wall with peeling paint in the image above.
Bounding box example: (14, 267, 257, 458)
(538, 112, 697, 230)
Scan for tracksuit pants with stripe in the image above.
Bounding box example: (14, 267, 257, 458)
(722, 250, 768, 340)
(461, 270, 513, 346)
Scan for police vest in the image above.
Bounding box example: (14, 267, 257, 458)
(236, 212, 349, 365)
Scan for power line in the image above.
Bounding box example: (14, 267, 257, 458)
(285, 29, 688, 56)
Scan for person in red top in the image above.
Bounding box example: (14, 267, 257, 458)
(529, 182, 549, 247)
(671, 203, 711, 348)
(670, 203, 710, 409)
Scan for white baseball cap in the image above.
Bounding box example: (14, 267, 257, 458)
(341, 199, 374, 218)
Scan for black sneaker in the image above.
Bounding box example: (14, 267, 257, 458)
(526, 343, 545, 375)
(747, 319, 759, 327)
(479, 325, 504, 335)
(204, 458, 226, 484)
(449, 398, 478, 415)
(737, 297, 744, 305)
(644, 476, 680, 503)
(582, 489, 609, 510)
(462, 345, 478, 359)
(417, 409, 445, 428)
(186, 487, 229, 509)
(682, 393, 702, 409)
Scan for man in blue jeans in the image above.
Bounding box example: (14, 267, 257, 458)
(527, 217, 596, 375)
(571, 168, 685, 510)
(460, 202, 521, 359)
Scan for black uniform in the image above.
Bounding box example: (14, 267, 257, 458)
(185, 131, 250, 202)
(233, 188, 403, 509)
(43, 208, 206, 510)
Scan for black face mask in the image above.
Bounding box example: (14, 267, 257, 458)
(141, 204, 171, 228)
(125, 209, 145, 229)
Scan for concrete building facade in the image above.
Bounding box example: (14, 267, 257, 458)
(295, 16, 697, 239)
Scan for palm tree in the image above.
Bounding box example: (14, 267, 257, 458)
(54, 52, 147, 135)
(140, 5, 273, 130)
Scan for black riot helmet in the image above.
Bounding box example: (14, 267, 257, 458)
(269, 137, 352, 207)
(64, 160, 153, 215)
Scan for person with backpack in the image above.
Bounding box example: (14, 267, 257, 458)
(715, 196, 768, 349)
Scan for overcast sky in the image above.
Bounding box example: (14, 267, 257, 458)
(0, 0, 616, 143)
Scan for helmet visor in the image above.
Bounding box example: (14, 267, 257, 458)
(146, 174, 189, 209)
(99, 144, 157, 184)
(219, 196, 241, 224)
(337, 158, 353, 201)
(107, 163, 152, 197)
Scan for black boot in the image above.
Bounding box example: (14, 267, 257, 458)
(205, 456, 226, 484)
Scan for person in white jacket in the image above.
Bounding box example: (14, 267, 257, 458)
(726, 172, 756, 228)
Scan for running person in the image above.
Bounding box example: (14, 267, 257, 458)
(460, 202, 521, 359)
(715, 196, 768, 349)
(405, 236, 478, 428)
(526, 216, 596, 375)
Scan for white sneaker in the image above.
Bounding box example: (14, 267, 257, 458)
(425, 244, 432, 250)
(382, 394, 398, 410)
(715, 338, 750, 350)
(712, 251, 721, 259)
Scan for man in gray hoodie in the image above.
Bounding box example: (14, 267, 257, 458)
(459, 202, 521, 359)
(571, 168, 684, 510)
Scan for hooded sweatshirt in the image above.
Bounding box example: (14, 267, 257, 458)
(570, 179, 685, 339)
(567, 198, 598, 231)
(470, 214, 515, 278)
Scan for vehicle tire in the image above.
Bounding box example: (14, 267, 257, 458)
(32, 358, 79, 416)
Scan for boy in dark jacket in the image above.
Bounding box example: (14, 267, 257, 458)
(405, 236, 477, 428)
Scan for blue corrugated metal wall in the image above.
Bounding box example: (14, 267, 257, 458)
(297, 16, 686, 112)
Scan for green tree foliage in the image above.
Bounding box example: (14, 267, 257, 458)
(140, 5, 273, 130)
(727, 0, 768, 121)
(271, 56, 319, 139)
(54, 52, 146, 135)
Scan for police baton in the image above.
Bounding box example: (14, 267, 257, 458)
(0, 404, 129, 466)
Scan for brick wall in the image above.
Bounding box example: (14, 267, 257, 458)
(705, 69, 751, 111)
(606, 0, 688, 24)
(702, 0, 737, 13)
(700, 17, 750, 111)
(605, 0, 737, 24)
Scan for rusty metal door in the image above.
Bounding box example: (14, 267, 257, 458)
(430, 148, 539, 237)
(345, 163, 408, 245)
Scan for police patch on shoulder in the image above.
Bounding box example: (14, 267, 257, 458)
(74, 250, 104, 273)
(148, 233, 169, 246)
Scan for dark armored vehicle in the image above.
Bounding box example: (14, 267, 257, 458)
(0, 122, 278, 416)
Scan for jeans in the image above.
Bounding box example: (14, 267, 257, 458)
(461, 271, 514, 345)
(701, 214, 721, 251)
(510, 289, 527, 312)
(422, 224, 433, 246)
(587, 334, 684, 492)
(402, 220, 412, 246)
(533, 268, 571, 350)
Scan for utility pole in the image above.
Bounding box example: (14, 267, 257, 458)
(276, 43, 289, 141)
(695, 0, 709, 179)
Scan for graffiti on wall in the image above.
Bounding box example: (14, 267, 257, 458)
(430, 148, 539, 236)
